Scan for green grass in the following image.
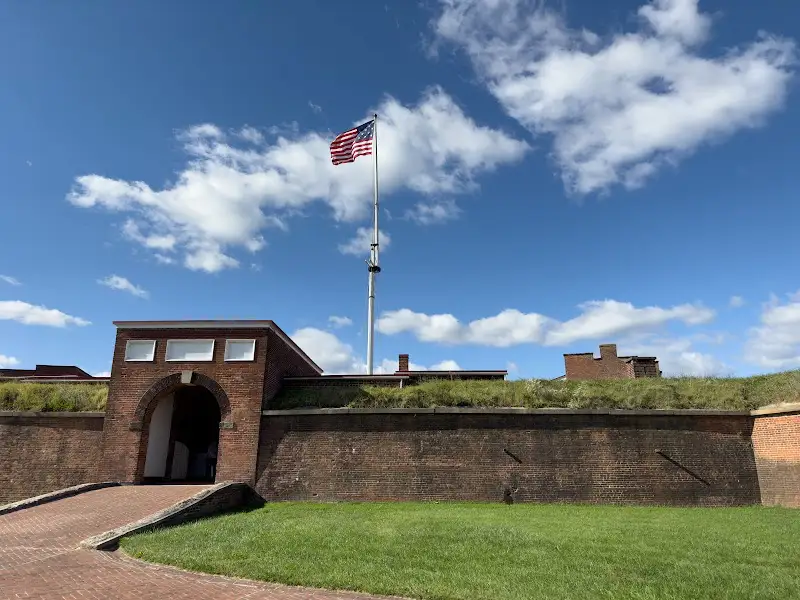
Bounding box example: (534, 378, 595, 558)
(3, 370, 800, 413)
(0, 382, 108, 412)
(121, 502, 800, 600)
(273, 370, 800, 411)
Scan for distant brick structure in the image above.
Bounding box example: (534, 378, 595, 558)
(564, 344, 661, 380)
(0, 364, 102, 381)
(282, 353, 506, 394)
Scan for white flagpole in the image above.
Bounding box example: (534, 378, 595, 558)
(366, 114, 380, 375)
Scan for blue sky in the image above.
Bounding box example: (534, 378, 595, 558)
(1, 0, 799, 379)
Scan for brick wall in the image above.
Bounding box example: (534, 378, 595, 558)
(564, 353, 633, 380)
(3, 406, 797, 507)
(564, 344, 661, 380)
(102, 327, 271, 485)
(255, 410, 761, 506)
(752, 410, 800, 507)
(0, 413, 104, 504)
(632, 360, 661, 378)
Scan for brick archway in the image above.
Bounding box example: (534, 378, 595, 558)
(130, 372, 233, 483)
(132, 372, 232, 426)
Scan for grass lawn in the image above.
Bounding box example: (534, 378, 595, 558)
(121, 502, 800, 600)
(0, 382, 107, 412)
(272, 370, 800, 411)
(3, 369, 800, 412)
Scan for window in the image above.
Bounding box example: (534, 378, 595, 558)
(165, 339, 215, 362)
(225, 339, 256, 362)
(125, 340, 156, 362)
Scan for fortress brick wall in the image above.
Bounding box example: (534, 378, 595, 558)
(3, 406, 798, 508)
(0, 412, 104, 504)
(255, 409, 762, 506)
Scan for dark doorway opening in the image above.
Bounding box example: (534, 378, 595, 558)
(143, 384, 221, 484)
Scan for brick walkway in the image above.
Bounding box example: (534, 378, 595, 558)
(0, 486, 398, 600)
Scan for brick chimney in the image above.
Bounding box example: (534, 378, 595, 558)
(398, 353, 409, 372)
(599, 344, 618, 361)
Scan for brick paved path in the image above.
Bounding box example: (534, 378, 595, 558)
(0, 486, 398, 600)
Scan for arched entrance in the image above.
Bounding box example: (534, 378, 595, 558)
(134, 373, 231, 484)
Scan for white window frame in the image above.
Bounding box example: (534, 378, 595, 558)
(165, 339, 215, 362)
(224, 339, 256, 362)
(125, 340, 157, 362)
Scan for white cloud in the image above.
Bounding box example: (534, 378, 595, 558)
(429, 359, 462, 371)
(545, 300, 714, 346)
(0, 355, 21, 368)
(745, 291, 800, 369)
(97, 275, 149, 299)
(290, 327, 460, 374)
(433, 0, 795, 194)
(93, 371, 111, 378)
(154, 253, 175, 265)
(122, 220, 177, 252)
(377, 299, 714, 347)
(238, 126, 264, 144)
(339, 227, 391, 256)
(0, 301, 90, 327)
(0, 275, 21, 286)
(405, 199, 461, 225)
(639, 0, 711, 45)
(308, 101, 323, 114)
(729, 295, 745, 308)
(68, 88, 528, 272)
(619, 335, 729, 377)
(375, 357, 464, 373)
(328, 315, 353, 328)
(292, 328, 363, 374)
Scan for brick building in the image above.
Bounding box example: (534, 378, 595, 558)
(0, 364, 105, 381)
(101, 320, 505, 486)
(562, 344, 661, 380)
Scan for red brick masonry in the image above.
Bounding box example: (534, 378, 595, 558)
(256, 408, 761, 506)
(752, 408, 800, 507)
(564, 344, 661, 380)
(3, 406, 799, 507)
(102, 325, 319, 486)
(0, 412, 104, 504)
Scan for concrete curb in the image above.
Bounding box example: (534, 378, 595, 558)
(0, 482, 120, 516)
(263, 407, 753, 417)
(80, 481, 260, 550)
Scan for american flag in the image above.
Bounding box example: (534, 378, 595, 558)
(330, 120, 374, 165)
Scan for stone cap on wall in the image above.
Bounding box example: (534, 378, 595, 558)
(262, 406, 755, 417)
(3, 404, 798, 420)
(0, 411, 106, 418)
(0, 378, 110, 384)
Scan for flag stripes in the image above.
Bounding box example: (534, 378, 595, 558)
(330, 119, 374, 165)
